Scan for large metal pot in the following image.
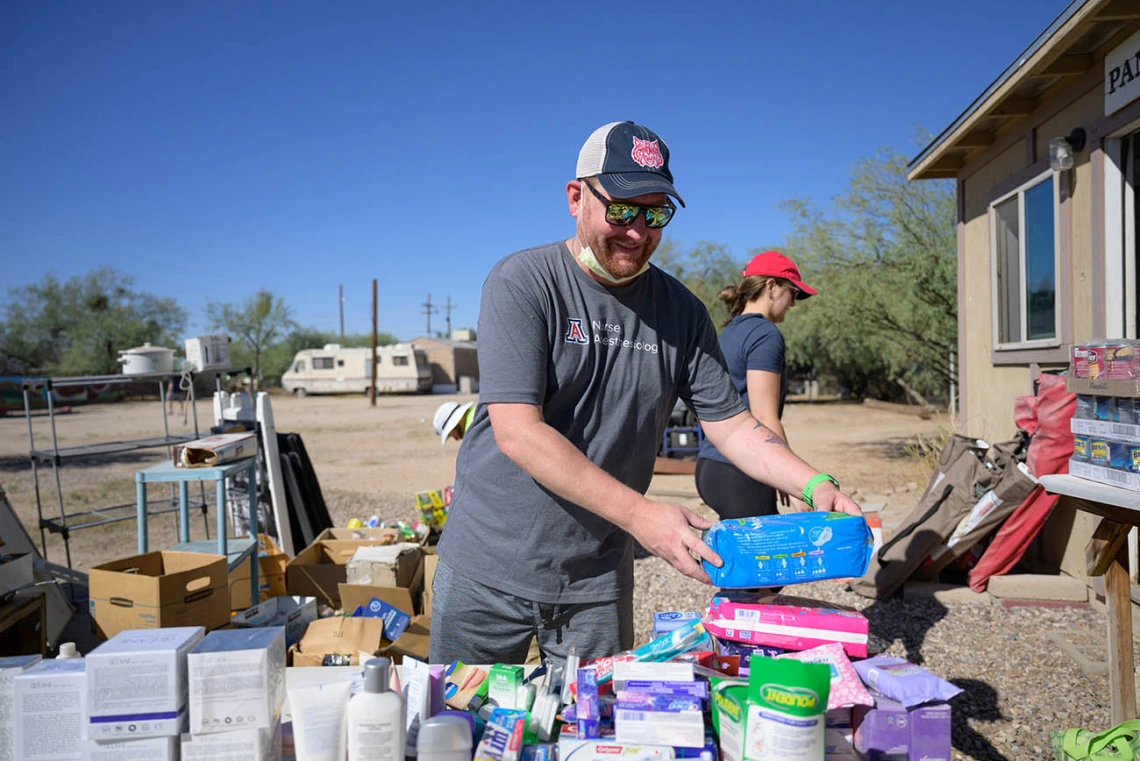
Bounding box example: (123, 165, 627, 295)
(117, 343, 175, 375)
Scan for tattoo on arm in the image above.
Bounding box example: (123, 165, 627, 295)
(753, 420, 789, 448)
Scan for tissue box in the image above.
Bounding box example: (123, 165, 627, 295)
(853, 692, 951, 761)
(345, 543, 421, 587)
(87, 626, 205, 739)
(13, 659, 87, 761)
(181, 719, 281, 761)
(86, 736, 178, 761)
(0, 656, 42, 761)
(188, 627, 285, 734)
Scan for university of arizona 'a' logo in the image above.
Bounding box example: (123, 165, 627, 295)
(565, 318, 588, 344)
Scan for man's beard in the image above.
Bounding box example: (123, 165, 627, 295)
(580, 223, 656, 280)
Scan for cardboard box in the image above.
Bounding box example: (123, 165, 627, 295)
(88, 551, 229, 638)
(188, 627, 285, 735)
(181, 719, 281, 761)
(86, 736, 178, 761)
(228, 534, 290, 610)
(285, 540, 375, 607)
(422, 553, 439, 614)
(338, 550, 425, 617)
(314, 527, 402, 544)
(345, 542, 420, 588)
(13, 659, 86, 761)
(231, 596, 317, 648)
(173, 432, 257, 468)
(86, 626, 205, 740)
(292, 617, 386, 667)
(0, 655, 42, 761)
(383, 616, 431, 663)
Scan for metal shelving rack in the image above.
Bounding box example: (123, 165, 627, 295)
(21, 367, 250, 567)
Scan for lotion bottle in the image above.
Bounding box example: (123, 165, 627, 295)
(348, 657, 405, 761)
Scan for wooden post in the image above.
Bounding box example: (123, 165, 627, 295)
(1105, 537, 1137, 724)
(371, 279, 378, 407)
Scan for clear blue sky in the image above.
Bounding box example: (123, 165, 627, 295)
(1, 0, 1073, 343)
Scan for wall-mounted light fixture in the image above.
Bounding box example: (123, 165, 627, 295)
(1048, 127, 1087, 171)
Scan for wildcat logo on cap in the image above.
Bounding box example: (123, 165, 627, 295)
(630, 137, 664, 169)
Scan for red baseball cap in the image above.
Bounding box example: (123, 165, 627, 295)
(741, 251, 817, 299)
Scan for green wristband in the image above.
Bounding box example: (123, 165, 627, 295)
(803, 473, 839, 509)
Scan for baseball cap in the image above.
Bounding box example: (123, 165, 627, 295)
(576, 121, 685, 207)
(741, 251, 817, 299)
(433, 401, 474, 446)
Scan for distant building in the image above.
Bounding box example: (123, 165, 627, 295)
(410, 336, 478, 393)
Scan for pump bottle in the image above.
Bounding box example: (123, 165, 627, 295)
(348, 657, 405, 761)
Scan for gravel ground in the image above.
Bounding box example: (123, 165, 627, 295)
(326, 485, 1134, 761)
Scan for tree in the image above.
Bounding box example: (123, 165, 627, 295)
(1, 268, 187, 375)
(206, 290, 295, 392)
(778, 145, 957, 400)
(653, 239, 748, 326)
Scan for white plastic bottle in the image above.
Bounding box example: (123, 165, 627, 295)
(348, 657, 405, 761)
(56, 642, 80, 659)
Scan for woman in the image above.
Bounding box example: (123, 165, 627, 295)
(695, 250, 816, 520)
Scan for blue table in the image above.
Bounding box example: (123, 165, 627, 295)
(135, 457, 259, 606)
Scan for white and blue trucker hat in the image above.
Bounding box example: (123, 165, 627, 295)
(575, 121, 685, 207)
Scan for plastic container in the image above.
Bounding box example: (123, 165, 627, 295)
(417, 715, 473, 761)
(348, 657, 404, 761)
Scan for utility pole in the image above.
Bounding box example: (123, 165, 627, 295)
(444, 296, 457, 340)
(339, 284, 345, 339)
(421, 294, 439, 336)
(371, 279, 378, 407)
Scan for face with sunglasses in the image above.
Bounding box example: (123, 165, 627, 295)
(570, 177, 676, 282)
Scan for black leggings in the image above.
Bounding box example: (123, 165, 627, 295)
(695, 457, 779, 521)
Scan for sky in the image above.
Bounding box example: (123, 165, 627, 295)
(1, 0, 1076, 343)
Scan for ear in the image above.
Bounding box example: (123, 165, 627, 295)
(567, 180, 584, 219)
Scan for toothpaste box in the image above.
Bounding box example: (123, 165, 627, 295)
(13, 658, 87, 761)
(651, 612, 702, 639)
(0, 655, 41, 761)
(853, 691, 951, 761)
(577, 667, 600, 739)
(611, 661, 693, 691)
(181, 718, 281, 761)
(188, 627, 285, 734)
(614, 695, 704, 748)
(87, 735, 178, 761)
(87, 626, 204, 739)
(704, 598, 869, 658)
(475, 708, 527, 761)
(556, 723, 675, 761)
(619, 681, 708, 701)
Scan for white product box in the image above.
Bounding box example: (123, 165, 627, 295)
(556, 724, 674, 761)
(185, 335, 232, 373)
(188, 627, 285, 735)
(13, 658, 87, 761)
(86, 735, 178, 761)
(181, 719, 281, 761)
(611, 661, 693, 691)
(231, 595, 317, 648)
(0, 655, 42, 761)
(614, 707, 704, 748)
(86, 626, 205, 740)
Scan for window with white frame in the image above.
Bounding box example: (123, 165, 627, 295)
(991, 172, 1058, 347)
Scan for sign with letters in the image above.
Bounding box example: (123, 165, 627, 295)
(1106, 28, 1140, 116)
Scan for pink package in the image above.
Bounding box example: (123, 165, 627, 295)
(703, 597, 869, 658)
(777, 643, 873, 710)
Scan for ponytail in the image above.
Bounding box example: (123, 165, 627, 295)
(717, 276, 779, 326)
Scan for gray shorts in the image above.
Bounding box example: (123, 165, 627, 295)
(428, 561, 633, 669)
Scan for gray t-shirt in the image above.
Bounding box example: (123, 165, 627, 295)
(437, 241, 746, 603)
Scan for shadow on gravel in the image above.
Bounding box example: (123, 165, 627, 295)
(858, 595, 948, 665)
(950, 678, 1010, 761)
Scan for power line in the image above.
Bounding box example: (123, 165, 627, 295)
(421, 294, 439, 335)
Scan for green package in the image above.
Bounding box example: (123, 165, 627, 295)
(1051, 720, 1140, 760)
(745, 656, 831, 761)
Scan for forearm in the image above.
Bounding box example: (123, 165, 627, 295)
(704, 412, 819, 496)
(492, 413, 647, 531)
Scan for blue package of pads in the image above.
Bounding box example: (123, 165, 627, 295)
(701, 512, 873, 588)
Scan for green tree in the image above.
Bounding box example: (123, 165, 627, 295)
(206, 290, 295, 392)
(653, 239, 747, 326)
(0, 268, 186, 375)
(779, 146, 957, 400)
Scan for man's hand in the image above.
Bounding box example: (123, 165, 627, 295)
(809, 481, 864, 518)
(627, 501, 723, 584)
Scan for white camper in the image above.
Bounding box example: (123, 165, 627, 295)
(281, 344, 432, 396)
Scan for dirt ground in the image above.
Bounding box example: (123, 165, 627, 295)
(0, 392, 942, 570)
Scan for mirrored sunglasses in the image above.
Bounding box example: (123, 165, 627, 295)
(584, 180, 675, 229)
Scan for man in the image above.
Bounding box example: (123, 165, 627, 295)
(433, 401, 474, 445)
(430, 121, 861, 668)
